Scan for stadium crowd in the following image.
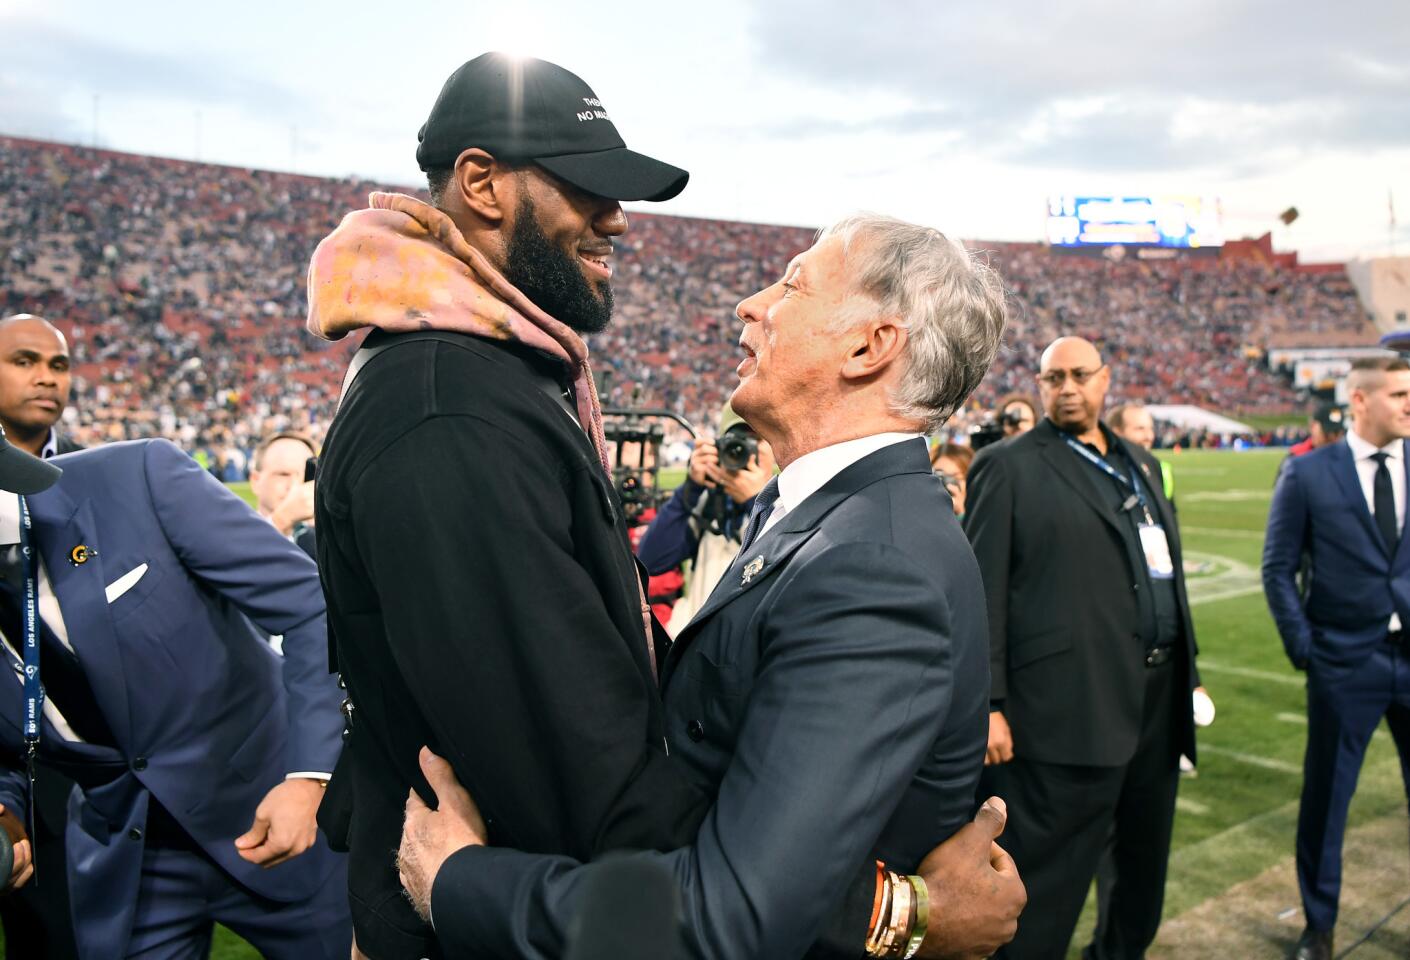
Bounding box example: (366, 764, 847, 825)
(0, 136, 1372, 473)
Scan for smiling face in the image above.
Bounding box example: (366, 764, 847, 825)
(0, 316, 71, 440)
(502, 166, 627, 334)
(731, 234, 864, 441)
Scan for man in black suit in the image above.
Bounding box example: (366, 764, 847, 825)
(393, 212, 1025, 958)
(0, 312, 82, 959)
(966, 337, 1199, 960)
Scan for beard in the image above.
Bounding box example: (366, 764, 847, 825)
(504, 193, 613, 335)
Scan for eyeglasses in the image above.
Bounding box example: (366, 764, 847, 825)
(1036, 365, 1106, 388)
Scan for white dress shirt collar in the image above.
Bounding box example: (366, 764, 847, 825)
(761, 433, 923, 539)
(1346, 428, 1403, 463)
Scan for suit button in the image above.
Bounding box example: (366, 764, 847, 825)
(128, 827, 143, 841)
(687, 719, 705, 742)
(132, 757, 148, 771)
(1132, 583, 1140, 592)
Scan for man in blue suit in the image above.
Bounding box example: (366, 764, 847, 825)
(1263, 356, 1410, 960)
(0, 436, 349, 958)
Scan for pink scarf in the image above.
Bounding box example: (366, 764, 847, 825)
(307, 192, 658, 677)
(306, 191, 612, 476)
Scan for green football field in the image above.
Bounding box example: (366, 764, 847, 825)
(52, 452, 1410, 957)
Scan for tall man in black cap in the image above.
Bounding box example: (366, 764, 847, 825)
(310, 52, 710, 960)
(311, 54, 1024, 960)
(966, 336, 1199, 960)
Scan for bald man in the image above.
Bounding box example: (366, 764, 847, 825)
(0, 315, 81, 459)
(964, 337, 1200, 959)
(0, 314, 82, 960)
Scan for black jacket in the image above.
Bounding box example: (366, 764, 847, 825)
(965, 419, 1199, 767)
(315, 331, 711, 958)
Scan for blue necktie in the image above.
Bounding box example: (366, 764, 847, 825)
(739, 478, 780, 553)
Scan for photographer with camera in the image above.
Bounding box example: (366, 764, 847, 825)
(999, 393, 1038, 438)
(930, 441, 974, 518)
(636, 403, 775, 634)
(249, 432, 319, 559)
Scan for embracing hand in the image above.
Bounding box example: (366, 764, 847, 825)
(914, 797, 1026, 959)
(399, 747, 487, 922)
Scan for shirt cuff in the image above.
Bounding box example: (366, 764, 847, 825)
(285, 772, 332, 782)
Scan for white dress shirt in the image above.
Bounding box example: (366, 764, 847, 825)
(1345, 428, 1406, 631)
(758, 433, 924, 540)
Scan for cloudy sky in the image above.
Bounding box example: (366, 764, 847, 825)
(3, 0, 1407, 262)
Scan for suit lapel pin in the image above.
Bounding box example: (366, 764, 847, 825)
(70, 544, 97, 566)
(741, 555, 765, 585)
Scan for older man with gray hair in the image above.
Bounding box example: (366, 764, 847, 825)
(395, 213, 1026, 959)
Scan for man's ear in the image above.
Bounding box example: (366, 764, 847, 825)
(453, 148, 515, 224)
(841, 317, 908, 382)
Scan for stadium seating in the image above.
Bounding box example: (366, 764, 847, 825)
(0, 136, 1373, 457)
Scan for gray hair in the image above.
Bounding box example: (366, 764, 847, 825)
(819, 213, 1007, 432)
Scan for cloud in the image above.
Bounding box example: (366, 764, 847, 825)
(745, 0, 1410, 171)
(0, 16, 311, 123)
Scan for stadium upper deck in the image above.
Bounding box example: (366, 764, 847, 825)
(0, 136, 1374, 449)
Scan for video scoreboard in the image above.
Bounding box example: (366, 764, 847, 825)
(1046, 196, 1225, 249)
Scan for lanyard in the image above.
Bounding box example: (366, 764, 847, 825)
(18, 494, 40, 849)
(1061, 434, 1156, 524)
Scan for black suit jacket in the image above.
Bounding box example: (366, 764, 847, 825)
(428, 438, 992, 959)
(315, 331, 711, 958)
(52, 429, 83, 456)
(965, 419, 1198, 767)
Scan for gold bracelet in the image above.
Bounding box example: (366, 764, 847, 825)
(882, 872, 911, 958)
(904, 874, 928, 959)
(867, 870, 894, 956)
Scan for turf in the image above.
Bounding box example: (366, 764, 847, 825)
(32, 449, 1400, 958)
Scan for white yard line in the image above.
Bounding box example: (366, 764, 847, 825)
(1276, 711, 1389, 740)
(1200, 744, 1302, 775)
(1189, 585, 1265, 606)
(1181, 526, 1266, 540)
(1198, 659, 1304, 687)
(1176, 796, 1211, 816)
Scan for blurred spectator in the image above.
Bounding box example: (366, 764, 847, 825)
(248, 432, 318, 558)
(930, 441, 974, 517)
(997, 393, 1038, 438)
(1287, 402, 1349, 458)
(1109, 402, 1170, 499)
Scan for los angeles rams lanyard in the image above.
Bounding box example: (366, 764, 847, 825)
(18, 494, 41, 847)
(1061, 434, 1155, 525)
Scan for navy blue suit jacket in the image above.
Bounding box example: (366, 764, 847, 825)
(428, 438, 990, 959)
(1263, 436, 1410, 668)
(0, 440, 344, 955)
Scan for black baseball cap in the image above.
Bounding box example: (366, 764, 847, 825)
(1312, 403, 1348, 435)
(0, 426, 60, 495)
(416, 53, 689, 203)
